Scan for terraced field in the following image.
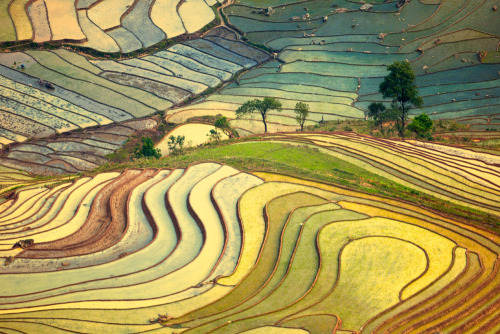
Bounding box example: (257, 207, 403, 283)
(1, 0, 221, 52)
(0, 1, 498, 332)
(156, 122, 230, 156)
(0, 118, 157, 175)
(0, 26, 269, 147)
(257, 132, 500, 217)
(166, 0, 500, 134)
(2, 0, 497, 143)
(0, 155, 497, 333)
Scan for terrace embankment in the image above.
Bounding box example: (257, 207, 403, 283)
(0, 159, 497, 332)
(18, 169, 156, 258)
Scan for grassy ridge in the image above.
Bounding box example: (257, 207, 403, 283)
(95, 140, 499, 232)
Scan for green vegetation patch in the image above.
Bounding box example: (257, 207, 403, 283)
(97, 140, 499, 230)
(0, 0, 16, 42)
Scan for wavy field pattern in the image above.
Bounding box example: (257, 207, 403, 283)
(1, 0, 221, 52)
(0, 154, 497, 332)
(0, 26, 268, 148)
(0, 118, 157, 175)
(166, 0, 500, 135)
(0, 2, 499, 332)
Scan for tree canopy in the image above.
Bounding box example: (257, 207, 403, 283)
(294, 102, 309, 131)
(367, 102, 386, 125)
(214, 116, 231, 136)
(235, 97, 282, 133)
(408, 113, 433, 139)
(379, 61, 423, 138)
(167, 135, 185, 155)
(135, 137, 161, 159)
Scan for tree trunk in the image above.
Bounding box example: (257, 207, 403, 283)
(262, 113, 268, 132)
(400, 105, 406, 139)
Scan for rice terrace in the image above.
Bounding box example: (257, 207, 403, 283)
(0, 0, 499, 332)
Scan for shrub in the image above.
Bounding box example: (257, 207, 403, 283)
(135, 137, 161, 159)
(158, 123, 167, 134)
(407, 114, 433, 139)
(207, 129, 222, 142)
(167, 135, 186, 155)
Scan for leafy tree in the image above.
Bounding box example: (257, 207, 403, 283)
(167, 135, 185, 155)
(379, 61, 423, 138)
(294, 102, 309, 131)
(407, 113, 433, 139)
(214, 116, 231, 136)
(207, 129, 222, 142)
(235, 97, 282, 133)
(135, 137, 161, 159)
(367, 102, 386, 129)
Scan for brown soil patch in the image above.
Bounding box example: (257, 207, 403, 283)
(19, 169, 156, 258)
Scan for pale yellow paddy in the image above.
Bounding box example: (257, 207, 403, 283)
(156, 123, 229, 156)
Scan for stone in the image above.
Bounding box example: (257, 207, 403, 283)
(396, 0, 410, 8)
(4, 256, 14, 266)
(265, 6, 275, 16)
(12, 239, 34, 249)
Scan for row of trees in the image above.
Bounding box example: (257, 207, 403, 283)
(235, 97, 310, 132)
(236, 61, 431, 139)
(137, 61, 430, 160)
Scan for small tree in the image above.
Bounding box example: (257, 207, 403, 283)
(407, 113, 433, 139)
(235, 97, 282, 133)
(367, 102, 386, 129)
(135, 137, 161, 159)
(294, 102, 309, 131)
(167, 135, 185, 155)
(207, 128, 222, 142)
(379, 61, 423, 138)
(214, 116, 231, 136)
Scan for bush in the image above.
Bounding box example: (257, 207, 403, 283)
(214, 116, 231, 136)
(135, 137, 161, 159)
(448, 122, 464, 131)
(407, 114, 433, 139)
(207, 129, 222, 142)
(167, 135, 186, 155)
(158, 123, 167, 134)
